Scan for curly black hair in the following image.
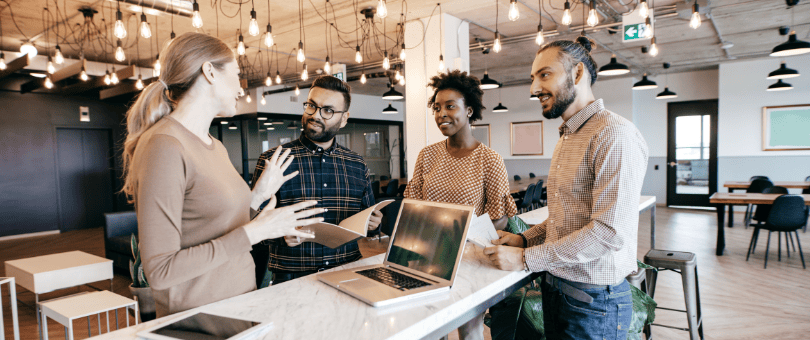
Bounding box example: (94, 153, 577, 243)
(427, 70, 485, 122)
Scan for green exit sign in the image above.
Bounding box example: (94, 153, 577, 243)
(623, 23, 652, 42)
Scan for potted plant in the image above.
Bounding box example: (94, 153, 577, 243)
(128, 234, 156, 321)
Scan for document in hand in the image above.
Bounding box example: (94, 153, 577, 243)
(467, 213, 500, 249)
(300, 200, 395, 248)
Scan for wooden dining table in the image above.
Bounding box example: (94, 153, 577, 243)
(721, 181, 810, 228)
(710, 192, 810, 256)
(509, 176, 548, 194)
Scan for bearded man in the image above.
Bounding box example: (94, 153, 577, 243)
(485, 37, 649, 340)
(251, 75, 382, 285)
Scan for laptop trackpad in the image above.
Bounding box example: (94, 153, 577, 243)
(339, 278, 378, 290)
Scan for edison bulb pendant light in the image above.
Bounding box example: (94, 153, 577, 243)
(115, 40, 126, 62)
(639, 0, 648, 19)
(377, 0, 388, 18)
(237, 35, 246, 56)
(400, 43, 406, 60)
(0, 53, 5, 70)
(587, 1, 599, 27)
(493, 32, 502, 53)
(324, 57, 331, 74)
(114, 9, 127, 39)
(355, 45, 363, 63)
(649, 37, 659, 57)
(689, 3, 701, 29)
(265, 73, 272, 86)
(135, 75, 144, 90)
(54, 45, 64, 64)
(140, 13, 151, 38)
(508, 0, 520, 21)
(44, 76, 53, 89)
(301, 64, 308, 81)
(110, 70, 119, 84)
(360, 73, 367, 84)
(264, 25, 274, 47)
(246, 93, 252, 103)
(382, 52, 390, 70)
(104, 71, 111, 85)
(536, 25, 545, 46)
(191, 1, 203, 28)
(438, 55, 445, 72)
(249, 10, 260, 36)
(154, 56, 161, 77)
(297, 41, 305, 62)
(46, 57, 55, 74)
(275, 71, 282, 84)
(261, 95, 266, 105)
(295, 85, 300, 96)
(80, 66, 89, 82)
(562, 1, 572, 25)
(644, 17, 653, 38)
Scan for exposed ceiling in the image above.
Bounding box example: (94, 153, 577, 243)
(0, 0, 808, 97)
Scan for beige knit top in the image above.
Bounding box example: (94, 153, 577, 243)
(131, 116, 255, 317)
(404, 140, 518, 219)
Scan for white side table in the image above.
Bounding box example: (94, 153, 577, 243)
(0, 277, 20, 340)
(4, 251, 113, 340)
(40, 291, 138, 340)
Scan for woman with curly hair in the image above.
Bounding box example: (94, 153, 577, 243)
(403, 70, 518, 340)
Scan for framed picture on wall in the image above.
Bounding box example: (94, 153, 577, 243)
(762, 104, 810, 151)
(471, 124, 491, 147)
(511, 121, 544, 156)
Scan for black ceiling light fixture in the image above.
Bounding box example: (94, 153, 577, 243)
(598, 55, 630, 76)
(657, 63, 678, 99)
(492, 84, 508, 112)
(767, 79, 793, 91)
(633, 73, 658, 90)
(479, 49, 500, 90)
(382, 83, 404, 100)
(382, 103, 398, 114)
(228, 122, 238, 130)
(771, 1, 810, 57)
(767, 62, 800, 79)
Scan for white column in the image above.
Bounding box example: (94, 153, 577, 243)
(404, 13, 469, 179)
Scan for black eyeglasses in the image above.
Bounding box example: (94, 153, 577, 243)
(303, 102, 346, 120)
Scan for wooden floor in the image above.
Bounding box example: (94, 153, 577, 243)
(2, 207, 809, 339)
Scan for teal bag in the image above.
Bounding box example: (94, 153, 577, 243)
(485, 217, 657, 340)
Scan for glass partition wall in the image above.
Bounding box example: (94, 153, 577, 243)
(211, 114, 404, 185)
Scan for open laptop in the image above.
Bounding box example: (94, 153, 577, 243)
(317, 199, 475, 307)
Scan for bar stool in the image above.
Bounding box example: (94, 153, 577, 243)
(644, 250, 704, 340)
(0, 277, 20, 340)
(39, 290, 138, 340)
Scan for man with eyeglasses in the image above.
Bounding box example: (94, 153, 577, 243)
(250, 75, 382, 286)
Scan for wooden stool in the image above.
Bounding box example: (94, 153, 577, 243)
(0, 277, 20, 340)
(644, 249, 704, 340)
(39, 291, 138, 340)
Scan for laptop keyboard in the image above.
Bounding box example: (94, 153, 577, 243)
(357, 267, 432, 291)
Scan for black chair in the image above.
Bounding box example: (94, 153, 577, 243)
(803, 181, 810, 233)
(379, 198, 403, 237)
(532, 180, 544, 209)
(529, 173, 536, 178)
(397, 184, 407, 196)
(804, 175, 810, 182)
(744, 178, 774, 228)
(748, 187, 789, 253)
(103, 211, 138, 273)
(514, 175, 521, 181)
(746, 195, 806, 269)
(381, 179, 399, 198)
(750, 175, 770, 182)
(380, 175, 389, 181)
(518, 184, 536, 213)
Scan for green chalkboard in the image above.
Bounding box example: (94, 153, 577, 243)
(763, 105, 810, 150)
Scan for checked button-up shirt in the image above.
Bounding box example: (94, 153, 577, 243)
(251, 136, 376, 272)
(522, 99, 649, 285)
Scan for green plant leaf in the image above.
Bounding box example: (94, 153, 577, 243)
(129, 259, 136, 284)
(506, 216, 532, 234)
(636, 260, 657, 271)
(131, 234, 139, 259)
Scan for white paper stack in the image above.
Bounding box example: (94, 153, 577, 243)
(467, 213, 500, 249)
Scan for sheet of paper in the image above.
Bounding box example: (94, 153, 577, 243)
(467, 213, 499, 249)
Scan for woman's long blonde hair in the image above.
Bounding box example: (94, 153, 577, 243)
(121, 32, 234, 202)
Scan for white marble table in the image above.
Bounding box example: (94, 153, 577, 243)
(90, 246, 534, 340)
(518, 196, 657, 248)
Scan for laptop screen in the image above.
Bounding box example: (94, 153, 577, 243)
(386, 201, 471, 281)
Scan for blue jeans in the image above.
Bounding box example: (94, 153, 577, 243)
(541, 274, 633, 340)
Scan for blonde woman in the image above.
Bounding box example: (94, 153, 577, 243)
(122, 32, 324, 317)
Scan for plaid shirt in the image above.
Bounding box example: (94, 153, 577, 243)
(251, 136, 376, 272)
(522, 99, 649, 285)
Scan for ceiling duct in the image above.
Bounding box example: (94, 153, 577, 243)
(117, 0, 193, 17)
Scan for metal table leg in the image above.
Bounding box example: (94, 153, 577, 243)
(716, 204, 726, 255)
(651, 204, 657, 249)
(37, 294, 42, 340)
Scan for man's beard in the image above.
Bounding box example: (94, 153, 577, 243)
(542, 75, 576, 120)
(303, 118, 341, 143)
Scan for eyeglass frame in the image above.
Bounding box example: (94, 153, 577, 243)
(303, 102, 347, 120)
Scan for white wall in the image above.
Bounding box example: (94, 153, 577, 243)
(632, 69, 719, 157)
(718, 55, 810, 157)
